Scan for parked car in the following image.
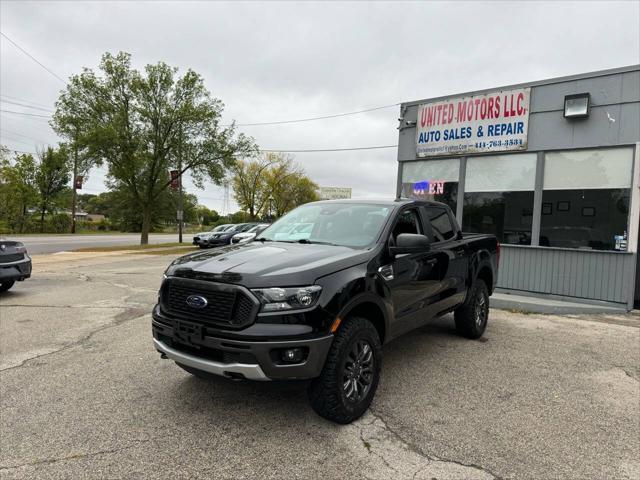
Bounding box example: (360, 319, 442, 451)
(152, 200, 498, 424)
(0, 239, 32, 293)
(231, 223, 271, 244)
(199, 223, 257, 248)
(193, 224, 234, 247)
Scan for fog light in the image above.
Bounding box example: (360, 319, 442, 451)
(282, 348, 304, 363)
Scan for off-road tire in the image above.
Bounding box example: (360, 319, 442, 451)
(454, 279, 489, 339)
(0, 280, 15, 293)
(307, 316, 382, 424)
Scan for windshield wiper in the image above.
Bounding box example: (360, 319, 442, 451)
(296, 239, 337, 246)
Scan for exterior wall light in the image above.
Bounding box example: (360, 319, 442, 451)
(564, 93, 590, 119)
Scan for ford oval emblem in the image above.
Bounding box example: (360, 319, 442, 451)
(186, 295, 208, 309)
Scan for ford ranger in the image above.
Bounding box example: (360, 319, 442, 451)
(152, 199, 499, 423)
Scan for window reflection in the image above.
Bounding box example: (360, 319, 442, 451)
(540, 189, 630, 250)
(463, 192, 534, 245)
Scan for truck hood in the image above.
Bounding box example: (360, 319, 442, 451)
(166, 241, 372, 288)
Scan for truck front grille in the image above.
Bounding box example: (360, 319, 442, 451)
(161, 278, 259, 329)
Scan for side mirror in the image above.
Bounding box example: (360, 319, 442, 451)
(390, 233, 431, 256)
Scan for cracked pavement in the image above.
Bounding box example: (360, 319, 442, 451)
(1, 252, 639, 479)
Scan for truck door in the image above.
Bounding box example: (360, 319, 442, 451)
(382, 207, 441, 338)
(421, 205, 468, 314)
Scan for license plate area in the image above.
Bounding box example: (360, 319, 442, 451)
(173, 320, 203, 346)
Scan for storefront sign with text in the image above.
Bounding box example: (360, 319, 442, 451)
(415, 87, 530, 157)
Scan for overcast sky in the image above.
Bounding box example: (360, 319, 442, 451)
(1, 0, 639, 213)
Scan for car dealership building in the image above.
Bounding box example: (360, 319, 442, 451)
(396, 65, 640, 310)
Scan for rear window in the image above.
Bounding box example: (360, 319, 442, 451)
(425, 207, 455, 242)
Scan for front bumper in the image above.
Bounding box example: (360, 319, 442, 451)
(152, 310, 334, 381)
(200, 236, 231, 247)
(0, 257, 32, 282)
(154, 338, 270, 380)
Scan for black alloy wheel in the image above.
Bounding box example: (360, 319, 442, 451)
(308, 316, 382, 424)
(343, 340, 374, 404)
(454, 279, 490, 339)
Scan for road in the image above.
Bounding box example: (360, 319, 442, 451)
(6, 233, 184, 254)
(0, 252, 639, 479)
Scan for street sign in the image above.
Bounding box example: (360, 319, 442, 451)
(176, 210, 184, 221)
(74, 175, 84, 190)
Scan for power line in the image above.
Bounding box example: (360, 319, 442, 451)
(259, 145, 397, 153)
(225, 103, 399, 127)
(0, 109, 51, 119)
(0, 31, 66, 84)
(0, 99, 53, 113)
(1, 128, 51, 143)
(0, 31, 396, 133)
(1, 94, 53, 110)
(0, 135, 38, 148)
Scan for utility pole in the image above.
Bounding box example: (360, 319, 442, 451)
(177, 133, 183, 244)
(70, 127, 78, 234)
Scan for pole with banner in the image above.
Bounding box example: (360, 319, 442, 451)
(170, 168, 183, 243)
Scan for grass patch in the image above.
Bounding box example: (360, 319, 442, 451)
(73, 242, 194, 252)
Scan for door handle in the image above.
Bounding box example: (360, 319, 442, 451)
(426, 259, 437, 266)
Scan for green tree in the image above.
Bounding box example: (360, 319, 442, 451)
(195, 205, 219, 226)
(52, 52, 256, 244)
(263, 154, 319, 217)
(35, 146, 71, 232)
(0, 152, 38, 233)
(232, 152, 319, 220)
(231, 154, 277, 220)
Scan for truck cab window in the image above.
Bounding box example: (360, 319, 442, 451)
(425, 207, 455, 242)
(391, 209, 421, 243)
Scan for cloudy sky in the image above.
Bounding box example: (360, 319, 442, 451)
(1, 0, 639, 213)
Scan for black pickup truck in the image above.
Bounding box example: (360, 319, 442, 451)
(152, 199, 499, 423)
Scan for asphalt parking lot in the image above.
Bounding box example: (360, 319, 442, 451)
(1, 252, 638, 479)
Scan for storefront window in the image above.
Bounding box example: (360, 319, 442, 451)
(463, 154, 537, 245)
(401, 158, 459, 212)
(541, 148, 633, 250)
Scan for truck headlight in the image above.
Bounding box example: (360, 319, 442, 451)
(251, 286, 322, 312)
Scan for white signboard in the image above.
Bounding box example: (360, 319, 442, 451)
(319, 187, 352, 200)
(415, 87, 530, 157)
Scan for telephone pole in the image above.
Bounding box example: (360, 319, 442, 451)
(70, 127, 79, 234)
(177, 134, 184, 244)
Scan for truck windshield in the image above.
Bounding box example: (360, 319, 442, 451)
(257, 203, 391, 248)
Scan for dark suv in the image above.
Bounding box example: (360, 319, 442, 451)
(152, 200, 498, 423)
(0, 240, 32, 292)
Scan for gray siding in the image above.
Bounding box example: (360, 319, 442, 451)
(497, 245, 636, 305)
